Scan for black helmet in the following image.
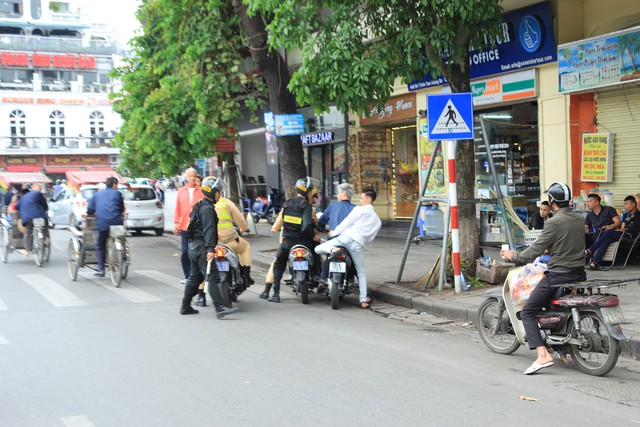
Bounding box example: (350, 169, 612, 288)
(545, 182, 571, 203)
(295, 177, 320, 199)
(201, 176, 225, 199)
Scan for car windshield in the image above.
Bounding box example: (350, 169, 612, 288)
(123, 188, 156, 201)
(80, 188, 97, 200)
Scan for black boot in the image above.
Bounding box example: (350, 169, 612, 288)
(240, 266, 255, 286)
(215, 305, 238, 319)
(268, 292, 280, 303)
(259, 283, 272, 299)
(195, 290, 207, 307)
(180, 284, 199, 314)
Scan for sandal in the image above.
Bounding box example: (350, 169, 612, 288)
(360, 301, 371, 309)
(585, 262, 599, 270)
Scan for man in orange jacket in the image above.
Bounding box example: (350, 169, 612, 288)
(174, 167, 204, 284)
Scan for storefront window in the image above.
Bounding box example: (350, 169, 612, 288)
(474, 103, 539, 222)
(392, 125, 419, 218)
(418, 117, 445, 195)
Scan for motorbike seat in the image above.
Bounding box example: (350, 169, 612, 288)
(550, 294, 619, 308)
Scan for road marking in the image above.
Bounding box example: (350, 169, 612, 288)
(79, 272, 163, 304)
(17, 274, 88, 307)
(0, 334, 8, 344)
(0, 297, 8, 311)
(135, 270, 183, 290)
(61, 415, 97, 427)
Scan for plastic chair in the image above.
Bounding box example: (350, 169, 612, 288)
(599, 231, 640, 270)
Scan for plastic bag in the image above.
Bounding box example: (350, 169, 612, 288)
(508, 262, 548, 307)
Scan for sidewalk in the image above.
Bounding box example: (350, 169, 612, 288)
(243, 222, 640, 360)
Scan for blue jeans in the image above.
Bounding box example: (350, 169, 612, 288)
(315, 236, 367, 302)
(180, 230, 190, 279)
(590, 229, 625, 264)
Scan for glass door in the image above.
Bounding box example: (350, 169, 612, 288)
(392, 125, 418, 218)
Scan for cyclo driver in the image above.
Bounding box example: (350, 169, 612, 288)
(179, 176, 238, 319)
(501, 182, 586, 375)
(267, 177, 321, 303)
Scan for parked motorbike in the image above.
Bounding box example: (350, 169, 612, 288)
(325, 247, 358, 309)
(477, 273, 632, 376)
(214, 243, 247, 308)
(285, 244, 318, 304)
(250, 187, 281, 225)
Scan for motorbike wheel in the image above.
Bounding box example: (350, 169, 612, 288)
(67, 239, 79, 281)
(298, 275, 309, 304)
(266, 211, 277, 225)
(220, 280, 233, 308)
(109, 244, 124, 288)
(476, 298, 520, 354)
(568, 313, 621, 376)
(0, 226, 10, 263)
(33, 232, 44, 267)
(330, 275, 342, 310)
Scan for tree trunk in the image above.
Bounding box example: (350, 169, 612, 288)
(232, 0, 306, 197)
(442, 63, 481, 274)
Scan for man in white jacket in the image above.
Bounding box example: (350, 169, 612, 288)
(315, 188, 382, 308)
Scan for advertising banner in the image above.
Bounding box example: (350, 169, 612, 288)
(274, 114, 305, 136)
(581, 132, 614, 182)
(408, 1, 555, 91)
(558, 26, 640, 93)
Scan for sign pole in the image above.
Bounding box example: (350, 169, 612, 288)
(447, 140, 462, 293)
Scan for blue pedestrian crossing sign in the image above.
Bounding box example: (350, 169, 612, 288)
(427, 93, 474, 141)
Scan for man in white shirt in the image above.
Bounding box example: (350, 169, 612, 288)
(315, 188, 381, 308)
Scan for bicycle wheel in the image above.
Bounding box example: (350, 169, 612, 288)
(109, 240, 124, 287)
(33, 232, 44, 267)
(67, 239, 79, 281)
(0, 225, 9, 263)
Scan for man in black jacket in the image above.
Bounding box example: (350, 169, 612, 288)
(179, 176, 237, 319)
(265, 177, 321, 303)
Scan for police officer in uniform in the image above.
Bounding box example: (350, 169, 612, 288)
(264, 177, 321, 303)
(179, 176, 238, 319)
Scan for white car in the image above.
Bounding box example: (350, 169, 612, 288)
(49, 184, 99, 228)
(122, 184, 165, 236)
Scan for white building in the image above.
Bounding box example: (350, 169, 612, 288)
(0, 0, 125, 177)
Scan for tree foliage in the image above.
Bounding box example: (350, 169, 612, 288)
(111, 0, 265, 175)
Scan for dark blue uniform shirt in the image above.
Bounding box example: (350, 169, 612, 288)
(87, 187, 125, 232)
(16, 190, 48, 222)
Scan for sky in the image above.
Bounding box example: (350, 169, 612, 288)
(82, 0, 142, 45)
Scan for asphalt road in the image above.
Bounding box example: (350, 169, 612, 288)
(1, 225, 640, 427)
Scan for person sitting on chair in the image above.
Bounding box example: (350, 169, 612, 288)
(586, 195, 640, 270)
(529, 201, 552, 230)
(584, 193, 620, 246)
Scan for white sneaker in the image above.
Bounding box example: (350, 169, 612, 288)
(180, 279, 188, 284)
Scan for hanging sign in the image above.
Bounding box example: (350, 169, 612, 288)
(581, 132, 614, 182)
(274, 114, 305, 136)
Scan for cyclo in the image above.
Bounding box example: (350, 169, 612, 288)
(0, 171, 52, 267)
(67, 214, 130, 287)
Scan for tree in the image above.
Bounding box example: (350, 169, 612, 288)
(111, 0, 263, 176)
(246, 0, 503, 270)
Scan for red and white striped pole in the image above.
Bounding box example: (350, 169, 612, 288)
(447, 140, 462, 293)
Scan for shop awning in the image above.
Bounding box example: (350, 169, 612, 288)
(85, 167, 116, 171)
(5, 165, 41, 172)
(44, 166, 83, 173)
(65, 170, 125, 189)
(0, 172, 52, 186)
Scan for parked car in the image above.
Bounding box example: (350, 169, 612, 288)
(48, 184, 99, 228)
(122, 184, 165, 236)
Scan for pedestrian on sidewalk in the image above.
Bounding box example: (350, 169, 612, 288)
(501, 182, 585, 375)
(316, 183, 356, 292)
(179, 176, 237, 319)
(314, 188, 381, 309)
(173, 168, 203, 284)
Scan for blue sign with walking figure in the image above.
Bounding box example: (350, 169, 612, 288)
(427, 93, 474, 141)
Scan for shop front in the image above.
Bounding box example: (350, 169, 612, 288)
(353, 93, 418, 219)
(559, 25, 640, 207)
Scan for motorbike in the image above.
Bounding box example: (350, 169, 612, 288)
(213, 243, 247, 308)
(250, 187, 281, 225)
(285, 244, 319, 304)
(477, 272, 632, 376)
(325, 247, 359, 309)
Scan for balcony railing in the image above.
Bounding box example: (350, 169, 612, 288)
(0, 34, 123, 55)
(0, 136, 115, 150)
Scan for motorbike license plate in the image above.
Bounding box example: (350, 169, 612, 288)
(600, 306, 625, 325)
(216, 261, 230, 272)
(329, 262, 346, 273)
(292, 260, 309, 271)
